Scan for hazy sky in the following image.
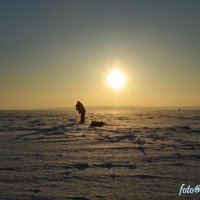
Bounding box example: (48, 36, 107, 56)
(0, 0, 200, 109)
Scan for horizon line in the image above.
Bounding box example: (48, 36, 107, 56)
(0, 105, 200, 111)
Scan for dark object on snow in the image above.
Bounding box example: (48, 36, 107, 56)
(90, 120, 105, 127)
(76, 101, 86, 123)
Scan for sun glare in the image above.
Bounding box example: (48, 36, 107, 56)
(107, 69, 126, 90)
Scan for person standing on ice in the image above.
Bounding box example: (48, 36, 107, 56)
(75, 101, 86, 123)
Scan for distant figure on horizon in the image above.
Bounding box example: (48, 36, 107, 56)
(179, 108, 181, 112)
(76, 101, 86, 123)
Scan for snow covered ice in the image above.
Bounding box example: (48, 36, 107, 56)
(0, 109, 200, 200)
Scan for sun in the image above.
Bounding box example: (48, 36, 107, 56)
(107, 69, 126, 90)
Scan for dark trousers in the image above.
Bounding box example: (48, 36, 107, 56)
(80, 112, 85, 122)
